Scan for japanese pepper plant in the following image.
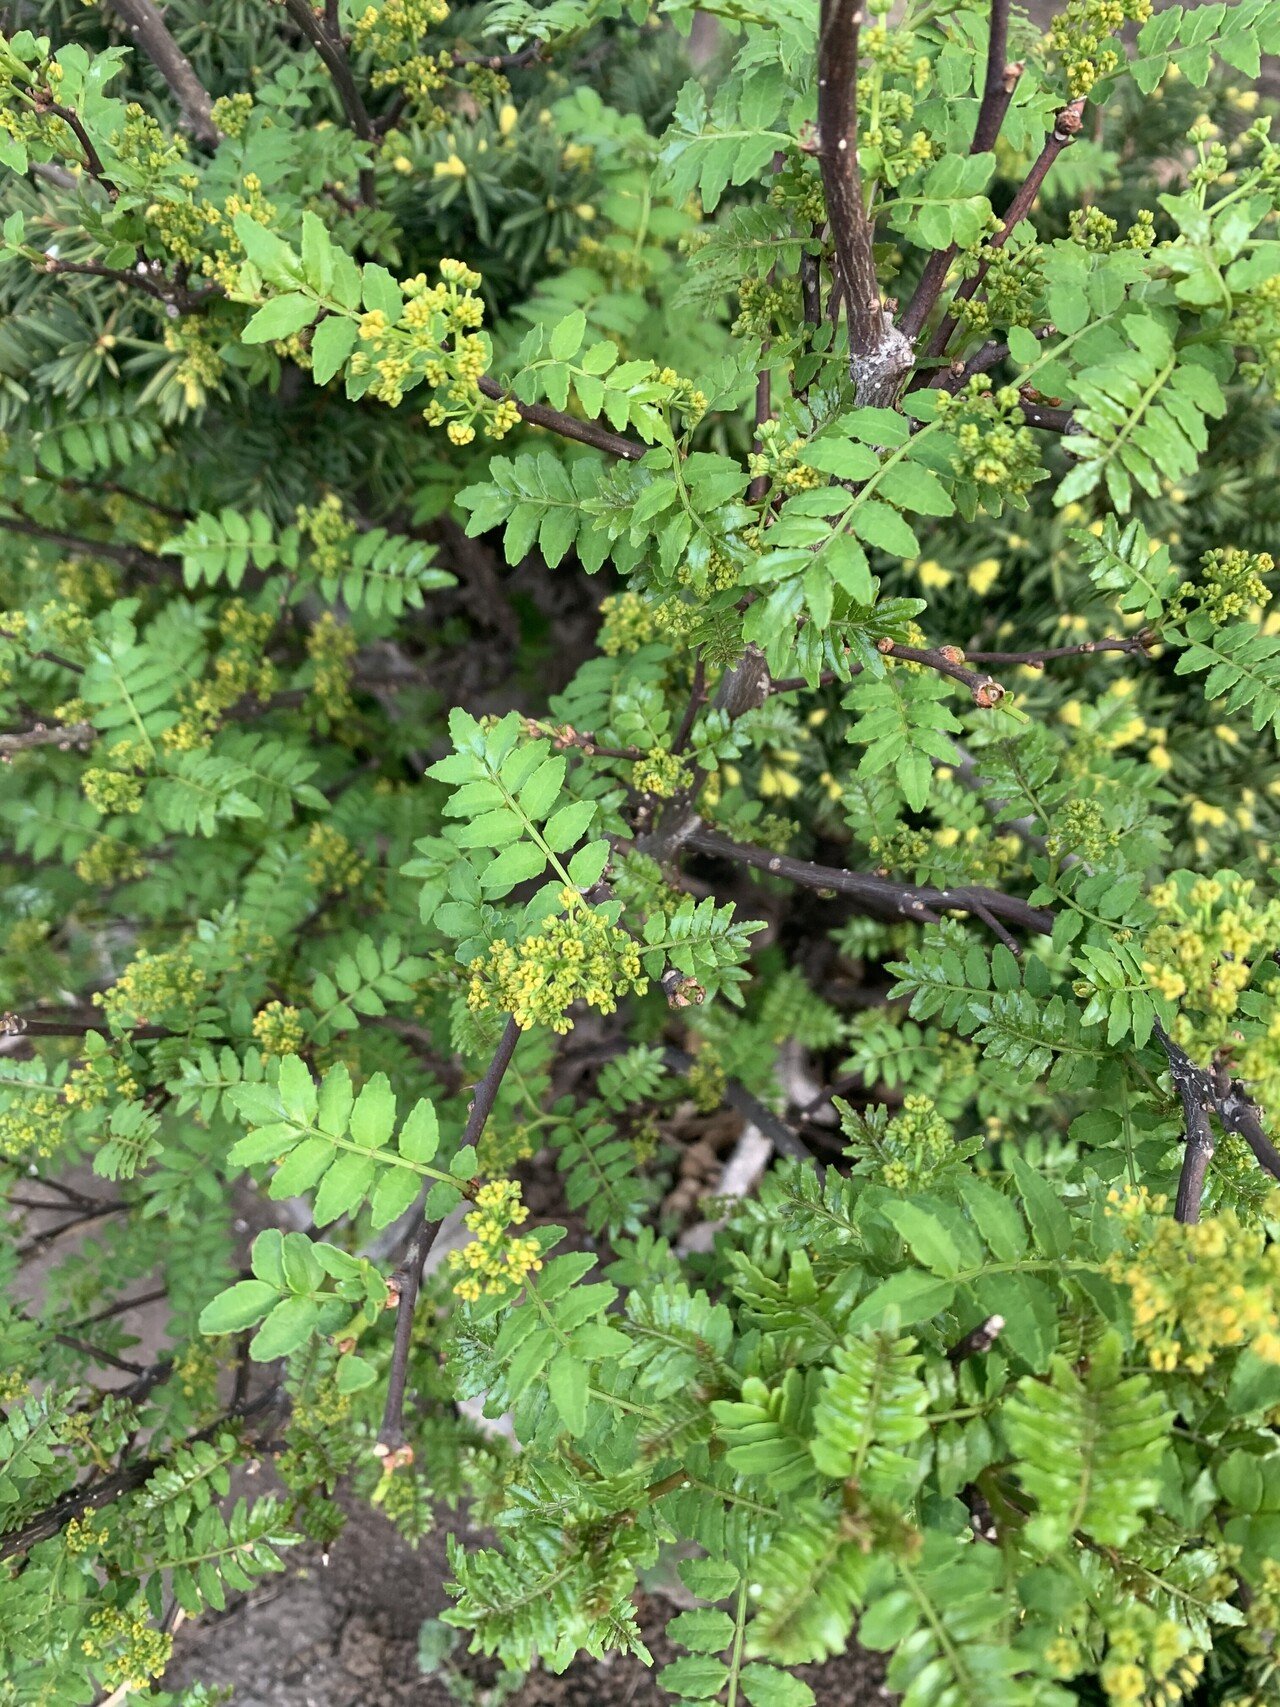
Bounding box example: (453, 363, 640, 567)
(3, 0, 1280, 1703)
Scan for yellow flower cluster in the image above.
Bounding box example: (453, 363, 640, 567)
(304, 823, 368, 893)
(447, 1178, 543, 1302)
(64, 1514, 109, 1556)
(96, 946, 207, 1031)
(82, 744, 145, 817)
(1142, 872, 1280, 1023)
(1104, 1186, 1280, 1373)
(354, 0, 452, 120)
(747, 421, 820, 495)
(936, 379, 1043, 499)
(632, 748, 693, 800)
(866, 1094, 953, 1189)
(80, 1602, 173, 1691)
(1049, 0, 1153, 97)
(210, 91, 254, 138)
(296, 494, 356, 580)
(162, 319, 227, 412)
(0, 1088, 65, 1161)
(685, 1048, 726, 1113)
(346, 259, 516, 443)
(1097, 1607, 1204, 1707)
(598, 591, 661, 657)
(163, 600, 277, 751)
(64, 1054, 138, 1110)
(252, 1001, 306, 1056)
(306, 611, 358, 722)
(74, 837, 148, 886)
(1172, 546, 1274, 628)
(467, 901, 648, 1034)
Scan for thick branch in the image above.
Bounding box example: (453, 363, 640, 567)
(101, 0, 222, 149)
(1153, 1021, 1218, 1224)
(684, 824, 1054, 937)
(476, 376, 646, 461)
(817, 0, 912, 402)
(376, 1016, 523, 1459)
(0, 721, 95, 756)
(972, 0, 1018, 154)
(1153, 1020, 1280, 1222)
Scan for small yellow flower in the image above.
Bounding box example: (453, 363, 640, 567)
(916, 559, 952, 590)
(434, 154, 467, 179)
(967, 557, 1001, 595)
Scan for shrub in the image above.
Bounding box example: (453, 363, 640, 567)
(2, 1, 1280, 1702)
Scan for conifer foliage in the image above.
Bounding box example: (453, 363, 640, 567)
(4, 0, 1280, 1702)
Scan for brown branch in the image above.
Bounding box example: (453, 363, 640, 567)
(476, 376, 647, 461)
(2, 1008, 173, 1040)
(1153, 1020, 1280, 1223)
(101, 0, 222, 150)
(520, 717, 645, 762)
(39, 254, 221, 313)
(877, 637, 1005, 706)
(0, 720, 95, 756)
(684, 823, 1054, 937)
(972, 0, 1019, 154)
(31, 92, 117, 195)
(924, 98, 1086, 362)
(964, 633, 1155, 667)
(1019, 398, 1079, 434)
(279, 0, 377, 202)
(56, 477, 191, 523)
(15, 1199, 131, 1261)
(898, 0, 1021, 342)
(376, 1016, 523, 1460)
(1153, 1020, 1219, 1224)
(661, 1046, 811, 1161)
(0, 507, 172, 575)
(0, 1384, 283, 1562)
(817, 0, 912, 403)
(672, 654, 707, 756)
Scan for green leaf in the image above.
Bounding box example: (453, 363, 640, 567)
(549, 310, 587, 361)
(310, 315, 358, 384)
(241, 293, 318, 344)
(547, 1348, 588, 1434)
(399, 1098, 439, 1164)
(198, 1280, 277, 1335)
(250, 1296, 323, 1361)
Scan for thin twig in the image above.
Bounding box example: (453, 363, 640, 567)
(476, 376, 646, 461)
(0, 508, 172, 574)
(898, 0, 1020, 341)
(662, 1046, 810, 1161)
(0, 1385, 283, 1561)
(375, 1016, 523, 1460)
(279, 0, 377, 202)
(684, 824, 1054, 936)
(924, 98, 1086, 362)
